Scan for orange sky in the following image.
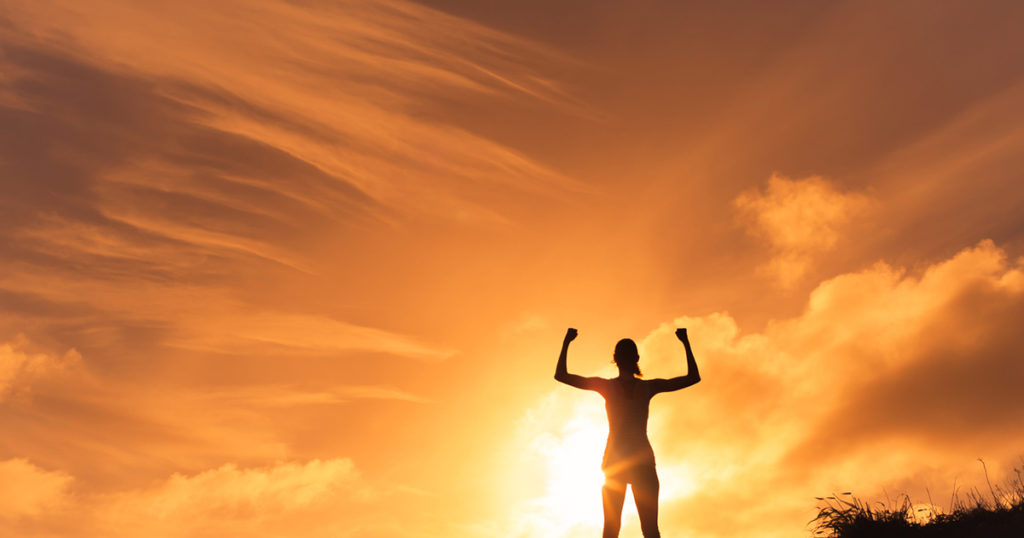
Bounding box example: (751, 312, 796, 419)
(2, 1, 1024, 536)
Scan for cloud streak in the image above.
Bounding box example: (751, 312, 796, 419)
(0, 2, 564, 437)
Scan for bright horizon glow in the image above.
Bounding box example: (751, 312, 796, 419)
(535, 413, 607, 527)
(524, 396, 703, 534)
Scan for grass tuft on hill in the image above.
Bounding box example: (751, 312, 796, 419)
(811, 460, 1024, 538)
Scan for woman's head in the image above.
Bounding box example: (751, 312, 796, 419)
(613, 338, 642, 378)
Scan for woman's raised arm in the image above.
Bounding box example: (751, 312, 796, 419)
(648, 328, 701, 394)
(554, 328, 604, 391)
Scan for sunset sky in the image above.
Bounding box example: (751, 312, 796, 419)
(2, 1, 1024, 536)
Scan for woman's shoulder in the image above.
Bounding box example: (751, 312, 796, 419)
(602, 377, 657, 399)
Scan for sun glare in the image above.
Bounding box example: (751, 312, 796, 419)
(522, 399, 704, 536)
(535, 412, 608, 527)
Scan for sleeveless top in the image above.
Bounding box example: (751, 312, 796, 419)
(598, 378, 656, 470)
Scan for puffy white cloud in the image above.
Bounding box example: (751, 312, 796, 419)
(0, 457, 432, 537)
(0, 338, 80, 402)
(117, 459, 357, 516)
(0, 458, 72, 518)
(735, 175, 871, 286)
(647, 240, 1024, 537)
(95, 459, 362, 537)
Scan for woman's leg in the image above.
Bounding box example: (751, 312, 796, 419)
(632, 465, 661, 538)
(602, 472, 627, 538)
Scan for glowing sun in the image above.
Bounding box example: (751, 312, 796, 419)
(535, 412, 608, 526)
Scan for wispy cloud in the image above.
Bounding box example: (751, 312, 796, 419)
(0, 0, 577, 339)
(166, 308, 455, 360)
(0, 334, 429, 478)
(199, 384, 430, 406)
(0, 7, 584, 450)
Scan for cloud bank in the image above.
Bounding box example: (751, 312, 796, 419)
(0, 458, 72, 519)
(516, 239, 1024, 537)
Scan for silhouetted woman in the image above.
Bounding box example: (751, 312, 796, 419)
(554, 327, 700, 538)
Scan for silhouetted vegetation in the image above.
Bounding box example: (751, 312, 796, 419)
(811, 460, 1024, 538)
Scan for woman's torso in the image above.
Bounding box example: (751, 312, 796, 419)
(600, 378, 655, 469)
